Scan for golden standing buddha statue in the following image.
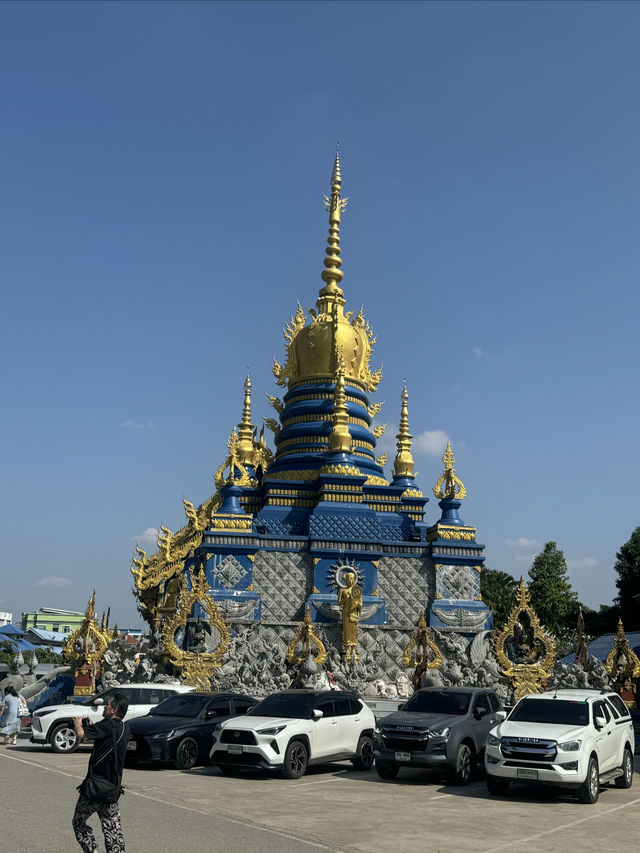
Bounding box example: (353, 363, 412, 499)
(338, 571, 363, 663)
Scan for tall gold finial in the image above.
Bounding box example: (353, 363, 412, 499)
(319, 152, 348, 311)
(236, 374, 256, 466)
(329, 352, 352, 454)
(433, 441, 467, 500)
(392, 383, 415, 479)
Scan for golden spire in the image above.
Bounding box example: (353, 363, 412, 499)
(319, 151, 348, 313)
(236, 374, 256, 466)
(392, 383, 415, 479)
(433, 442, 467, 500)
(329, 353, 352, 454)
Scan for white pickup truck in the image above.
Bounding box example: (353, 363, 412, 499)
(484, 688, 634, 804)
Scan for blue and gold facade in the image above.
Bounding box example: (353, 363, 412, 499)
(131, 155, 492, 651)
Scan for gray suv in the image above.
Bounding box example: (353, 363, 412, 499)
(373, 687, 502, 784)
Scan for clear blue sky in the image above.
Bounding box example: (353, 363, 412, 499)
(1, 1, 638, 627)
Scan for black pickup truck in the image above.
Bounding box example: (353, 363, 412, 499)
(373, 686, 503, 784)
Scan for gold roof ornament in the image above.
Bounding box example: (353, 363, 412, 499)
(605, 619, 640, 680)
(236, 374, 257, 467)
(328, 353, 352, 454)
(214, 427, 253, 490)
(574, 609, 590, 671)
(433, 442, 467, 500)
(271, 153, 382, 391)
(403, 610, 443, 691)
(287, 605, 327, 666)
(393, 384, 415, 480)
(493, 577, 556, 702)
(162, 568, 231, 691)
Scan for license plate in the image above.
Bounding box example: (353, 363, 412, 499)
(127, 741, 137, 751)
(228, 744, 243, 755)
(517, 768, 538, 780)
(395, 751, 411, 762)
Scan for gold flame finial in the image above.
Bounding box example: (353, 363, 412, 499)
(319, 152, 348, 310)
(393, 382, 415, 479)
(236, 374, 256, 466)
(329, 351, 352, 454)
(433, 441, 467, 500)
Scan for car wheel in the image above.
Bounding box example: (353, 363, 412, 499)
(50, 723, 79, 754)
(448, 742, 474, 786)
(615, 747, 634, 789)
(577, 756, 599, 804)
(486, 773, 510, 796)
(281, 740, 308, 779)
(174, 737, 199, 771)
(351, 735, 374, 771)
(375, 760, 399, 780)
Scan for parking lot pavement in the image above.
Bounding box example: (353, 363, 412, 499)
(3, 739, 640, 853)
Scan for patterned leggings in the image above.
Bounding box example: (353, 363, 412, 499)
(72, 794, 126, 852)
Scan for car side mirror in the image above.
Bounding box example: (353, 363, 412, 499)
(495, 710, 507, 722)
(474, 707, 487, 720)
(93, 698, 104, 707)
(205, 710, 219, 720)
(594, 715, 606, 730)
(311, 709, 324, 721)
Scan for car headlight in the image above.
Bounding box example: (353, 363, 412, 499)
(559, 740, 581, 752)
(257, 725, 287, 736)
(487, 734, 501, 748)
(151, 730, 174, 740)
(428, 726, 451, 738)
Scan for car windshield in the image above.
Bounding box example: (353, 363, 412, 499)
(402, 690, 471, 715)
(509, 698, 589, 726)
(247, 693, 314, 719)
(150, 695, 209, 717)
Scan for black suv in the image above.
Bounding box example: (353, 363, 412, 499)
(374, 687, 502, 784)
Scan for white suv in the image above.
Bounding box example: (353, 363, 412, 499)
(485, 689, 635, 804)
(209, 689, 376, 779)
(31, 683, 193, 754)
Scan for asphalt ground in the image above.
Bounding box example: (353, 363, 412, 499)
(2, 736, 640, 853)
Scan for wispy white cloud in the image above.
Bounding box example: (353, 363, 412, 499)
(472, 346, 483, 359)
(414, 429, 450, 456)
(506, 537, 541, 549)
(35, 576, 72, 588)
(567, 557, 599, 570)
(133, 528, 159, 547)
(123, 419, 154, 430)
(514, 554, 536, 565)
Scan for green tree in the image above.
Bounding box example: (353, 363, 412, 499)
(614, 526, 640, 630)
(0, 640, 17, 672)
(527, 542, 579, 636)
(481, 569, 518, 629)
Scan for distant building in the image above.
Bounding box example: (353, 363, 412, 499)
(21, 607, 85, 634)
(0, 612, 13, 627)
